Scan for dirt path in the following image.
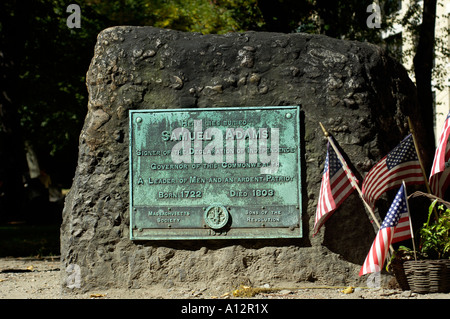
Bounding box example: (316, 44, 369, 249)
(1, 257, 449, 299)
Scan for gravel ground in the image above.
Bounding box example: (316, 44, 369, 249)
(1, 256, 449, 300)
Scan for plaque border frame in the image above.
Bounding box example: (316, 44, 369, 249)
(129, 106, 302, 240)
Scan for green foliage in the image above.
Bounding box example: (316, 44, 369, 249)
(419, 200, 450, 259)
(151, 0, 251, 34)
(87, 0, 264, 34)
(386, 244, 421, 273)
(0, 224, 60, 257)
(312, 0, 399, 42)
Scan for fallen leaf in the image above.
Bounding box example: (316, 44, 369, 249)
(26, 265, 34, 271)
(341, 286, 354, 294)
(90, 293, 106, 298)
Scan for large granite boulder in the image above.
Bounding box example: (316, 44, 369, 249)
(61, 26, 422, 292)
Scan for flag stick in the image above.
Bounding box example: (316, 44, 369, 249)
(407, 117, 439, 221)
(402, 180, 417, 260)
(319, 122, 381, 229)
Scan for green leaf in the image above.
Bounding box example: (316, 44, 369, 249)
(426, 199, 439, 227)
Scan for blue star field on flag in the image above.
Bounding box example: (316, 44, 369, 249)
(380, 187, 408, 229)
(325, 145, 342, 177)
(386, 136, 418, 170)
(362, 134, 424, 208)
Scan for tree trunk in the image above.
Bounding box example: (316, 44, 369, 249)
(413, 0, 437, 170)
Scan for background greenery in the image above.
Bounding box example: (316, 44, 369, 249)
(0, 224, 60, 257)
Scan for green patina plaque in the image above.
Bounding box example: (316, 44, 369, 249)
(129, 106, 302, 240)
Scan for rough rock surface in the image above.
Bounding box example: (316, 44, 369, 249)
(61, 26, 423, 292)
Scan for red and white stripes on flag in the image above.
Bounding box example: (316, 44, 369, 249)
(362, 134, 424, 208)
(359, 184, 412, 276)
(314, 139, 358, 235)
(430, 112, 450, 199)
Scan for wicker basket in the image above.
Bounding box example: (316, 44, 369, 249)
(403, 260, 450, 293)
(391, 259, 410, 291)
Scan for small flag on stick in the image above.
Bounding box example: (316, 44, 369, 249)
(359, 183, 413, 276)
(314, 139, 358, 235)
(362, 134, 424, 208)
(430, 112, 450, 199)
(318, 122, 383, 230)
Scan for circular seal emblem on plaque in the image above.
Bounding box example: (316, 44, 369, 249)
(204, 205, 229, 230)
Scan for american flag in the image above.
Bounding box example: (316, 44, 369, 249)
(314, 140, 358, 235)
(362, 134, 424, 208)
(359, 184, 412, 276)
(430, 112, 450, 199)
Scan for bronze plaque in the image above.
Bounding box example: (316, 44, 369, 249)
(129, 106, 302, 239)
